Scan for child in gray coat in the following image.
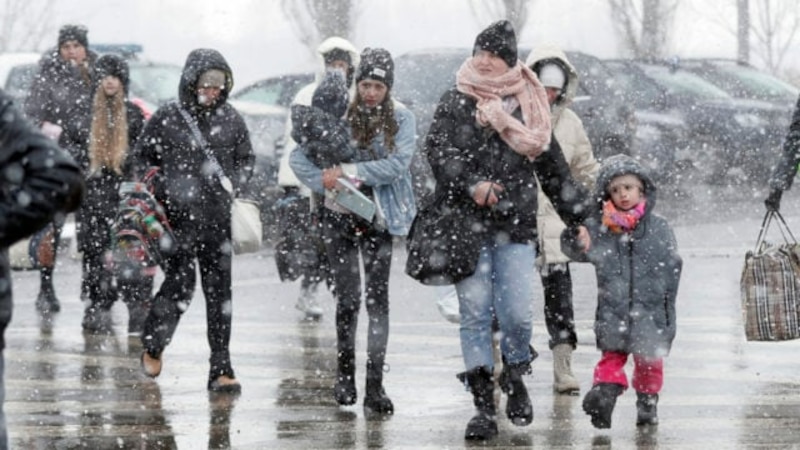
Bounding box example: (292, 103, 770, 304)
(561, 154, 682, 429)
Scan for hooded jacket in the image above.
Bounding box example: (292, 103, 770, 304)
(278, 37, 361, 190)
(25, 48, 98, 151)
(526, 45, 600, 266)
(134, 49, 254, 239)
(561, 154, 682, 357)
(0, 89, 84, 348)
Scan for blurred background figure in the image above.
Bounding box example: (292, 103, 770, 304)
(61, 54, 147, 334)
(276, 37, 360, 321)
(25, 24, 97, 315)
(526, 45, 600, 396)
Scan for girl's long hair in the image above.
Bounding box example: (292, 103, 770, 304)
(88, 86, 128, 174)
(347, 91, 399, 152)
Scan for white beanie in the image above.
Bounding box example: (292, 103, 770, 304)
(538, 63, 566, 90)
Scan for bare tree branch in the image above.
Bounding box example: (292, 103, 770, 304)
(609, 0, 679, 59)
(468, 0, 534, 36)
(0, 0, 55, 53)
(280, 0, 362, 60)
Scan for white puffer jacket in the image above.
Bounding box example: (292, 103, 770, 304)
(277, 36, 361, 191)
(525, 45, 600, 266)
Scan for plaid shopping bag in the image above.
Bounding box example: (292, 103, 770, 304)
(740, 211, 800, 341)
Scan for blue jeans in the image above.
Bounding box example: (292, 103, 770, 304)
(456, 242, 535, 370)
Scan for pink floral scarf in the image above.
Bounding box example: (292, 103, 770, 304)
(602, 200, 646, 233)
(455, 58, 552, 159)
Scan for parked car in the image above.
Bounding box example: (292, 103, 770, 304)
(677, 58, 798, 111)
(0, 52, 40, 105)
(230, 73, 314, 108)
(604, 59, 789, 183)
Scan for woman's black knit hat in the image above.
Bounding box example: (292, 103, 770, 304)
(356, 47, 394, 90)
(473, 20, 518, 68)
(95, 54, 130, 93)
(58, 24, 89, 48)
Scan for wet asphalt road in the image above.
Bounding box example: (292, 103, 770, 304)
(4, 180, 800, 449)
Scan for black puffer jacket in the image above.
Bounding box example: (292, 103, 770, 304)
(133, 49, 254, 237)
(24, 49, 97, 151)
(561, 154, 682, 357)
(0, 89, 84, 348)
(425, 87, 587, 245)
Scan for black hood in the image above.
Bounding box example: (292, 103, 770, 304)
(178, 48, 233, 110)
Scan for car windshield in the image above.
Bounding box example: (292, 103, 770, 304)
(393, 52, 466, 108)
(639, 65, 731, 100)
(713, 64, 799, 100)
(128, 63, 182, 105)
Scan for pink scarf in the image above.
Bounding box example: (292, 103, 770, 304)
(602, 200, 646, 233)
(456, 58, 552, 159)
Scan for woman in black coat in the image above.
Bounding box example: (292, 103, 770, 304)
(134, 48, 254, 393)
(24, 24, 97, 314)
(68, 54, 146, 334)
(424, 20, 587, 440)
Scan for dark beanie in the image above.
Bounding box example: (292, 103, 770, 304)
(355, 48, 394, 90)
(323, 48, 352, 66)
(473, 20, 517, 68)
(95, 54, 130, 93)
(58, 24, 89, 48)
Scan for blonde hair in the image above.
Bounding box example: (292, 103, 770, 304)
(88, 87, 128, 174)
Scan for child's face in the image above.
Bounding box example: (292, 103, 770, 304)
(608, 174, 644, 211)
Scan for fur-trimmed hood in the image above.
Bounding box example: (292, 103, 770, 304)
(525, 45, 579, 118)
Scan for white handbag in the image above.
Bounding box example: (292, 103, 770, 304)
(231, 199, 262, 254)
(179, 107, 263, 254)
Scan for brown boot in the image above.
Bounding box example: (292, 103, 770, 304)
(141, 351, 162, 378)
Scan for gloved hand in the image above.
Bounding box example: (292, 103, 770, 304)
(765, 189, 783, 212)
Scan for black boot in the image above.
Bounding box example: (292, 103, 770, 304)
(582, 383, 624, 429)
(636, 392, 659, 426)
(458, 366, 498, 440)
(333, 350, 357, 405)
(81, 306, 113, 334)
(35, 267, 60, 313)
(498, 359, 533, 426)
(363, 362, 393, 415)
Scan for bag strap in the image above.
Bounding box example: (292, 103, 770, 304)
(755, 210, 797, 251)
(177, 107, 234, 195)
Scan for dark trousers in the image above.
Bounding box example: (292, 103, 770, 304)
(322, 209, 393, 378)
(541, 263, 577, 349)
(82, 244, 116, 311)
(142, 224, 234, 382)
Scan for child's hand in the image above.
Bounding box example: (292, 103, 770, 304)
(322, 166, 343, 190)
(577, 225, 591, 252)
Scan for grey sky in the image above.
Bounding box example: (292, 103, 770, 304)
(45, 0, 799, 87)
